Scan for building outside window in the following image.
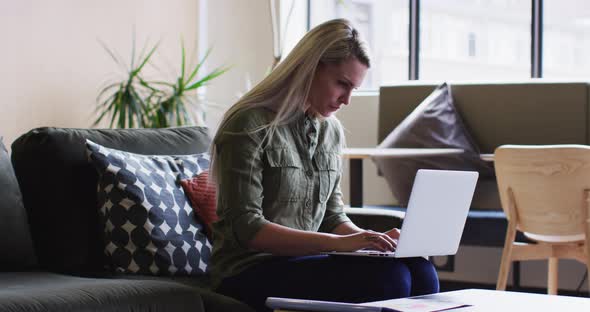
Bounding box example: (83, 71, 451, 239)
(468, 32, 476, 58)
(420, 0, 530, 81)
(544, 0, 590, 78)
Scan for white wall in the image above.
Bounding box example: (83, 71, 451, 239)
(204, 0, 274, 134)
(0, 0, 273, 148)
(0, 0, 201, 148)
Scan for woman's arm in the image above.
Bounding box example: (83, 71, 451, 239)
(249, 221, 396, 256)
(332, 221, 401, 241)
(331, 221, 364, 235)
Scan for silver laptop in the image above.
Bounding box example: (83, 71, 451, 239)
(325, 169, 478, 258)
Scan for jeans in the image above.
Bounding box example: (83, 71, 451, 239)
(217, 254, 439, 312)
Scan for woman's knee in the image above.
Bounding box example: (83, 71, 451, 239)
(403, 257, 440, 295)
(382, 260, 413, 298)
(352, 259, 412, 300)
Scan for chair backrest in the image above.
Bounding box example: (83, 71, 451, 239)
(494, 145, 590, 236)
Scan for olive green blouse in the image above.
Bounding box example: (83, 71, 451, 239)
(209, 107, 351, 288)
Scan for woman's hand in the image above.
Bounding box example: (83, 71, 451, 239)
(333, 230, 398, 252)
(384, 228, 401, 240)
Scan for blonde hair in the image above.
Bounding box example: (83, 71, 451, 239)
(211, 18, 370, 181)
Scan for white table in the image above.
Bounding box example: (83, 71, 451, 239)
(342, 148, 465, 208)
(275, 289, 590, 312)
(273, 289, 590, 311)
(366, 288, 590, 311)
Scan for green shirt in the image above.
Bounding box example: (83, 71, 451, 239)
(209, 107, 351, 288)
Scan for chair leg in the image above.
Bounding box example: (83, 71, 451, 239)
(548, 257, 558, 295)
(497, 245, 513, 290)
(584, 190, 590, 295)
(584, 243, 590, 295)
(497, 219, 517, 291)
(586, 256, 590, 296)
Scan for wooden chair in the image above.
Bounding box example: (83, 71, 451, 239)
(494, 145, 590, 295)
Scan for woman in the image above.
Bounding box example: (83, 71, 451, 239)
(209, 19, 439, 311)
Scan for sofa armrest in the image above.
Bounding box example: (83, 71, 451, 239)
(344, 207, 405, 232)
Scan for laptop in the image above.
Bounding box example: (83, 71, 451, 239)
(324, 169, 478, 258)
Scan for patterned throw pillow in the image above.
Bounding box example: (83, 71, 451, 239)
(180, 171, 218, 240)
(86, 140, 212, 276)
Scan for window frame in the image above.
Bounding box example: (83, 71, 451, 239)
(303, 0, 545, 90)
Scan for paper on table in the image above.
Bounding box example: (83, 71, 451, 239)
(363, 294, 471, 312)
(266, 295, 470, 312)
(266, 297, 397, 312)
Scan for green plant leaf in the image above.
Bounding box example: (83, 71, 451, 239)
(175, 97, 183, 125)
(130, 29, 136, 72)
(132, 41, 159, 76)
(185, 66, 230, 91)
(138, 78, 156, 91)
(97, 39, 125, 69)
(109, 101, 120, 128)
(96, 82, 121, 103)
(180, 41, 186, 84)
(185, 47, 211, 84)
(119, 90, 128, 128)
(92, 92, 118, 126)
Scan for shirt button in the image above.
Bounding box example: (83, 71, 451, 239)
(305, 200, 311, 207)
(306, 170, 313, 177)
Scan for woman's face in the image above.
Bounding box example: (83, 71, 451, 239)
(306, 57, 368, 118)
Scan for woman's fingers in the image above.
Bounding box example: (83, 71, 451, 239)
(363, 232, 395, 251)
(371, 230, 397, 248)
(385, 228, 401, 240)
(381, 232, 398, 248)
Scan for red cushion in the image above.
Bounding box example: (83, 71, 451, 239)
(180, 171, 218, 239)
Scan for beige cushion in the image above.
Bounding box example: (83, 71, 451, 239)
(379, 81, 589, 153)
(524, 232, 585, 243)
(373, 83, 494, 206)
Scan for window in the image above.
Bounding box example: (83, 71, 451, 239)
(281, 0, 409, 90)
(279, 0, 308, 63)
(284, 0, 590, 90)
(420, 0, 530, 80)
(544, 0, 590, 78)
(468, 32, 476, 57)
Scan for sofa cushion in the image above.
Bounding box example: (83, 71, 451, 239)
(180, 171, 218, 240)
(86, 140, 212, 276)
(11, 126, 211, 275)
(373, 83, 494, 206)
(115, 274, 256, 312)
(0, 138, 37, 270)
(0, 272, 208, 312)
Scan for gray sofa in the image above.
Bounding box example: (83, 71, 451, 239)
(377, 80, 590, 247)
(0, 126, 401, 312)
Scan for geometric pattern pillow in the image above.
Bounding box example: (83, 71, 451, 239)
(86, 140, 212, 276)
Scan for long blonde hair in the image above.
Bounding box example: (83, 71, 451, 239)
(211, 18, 370, 181)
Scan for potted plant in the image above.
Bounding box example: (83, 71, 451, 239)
(94, 36, 228, 129)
